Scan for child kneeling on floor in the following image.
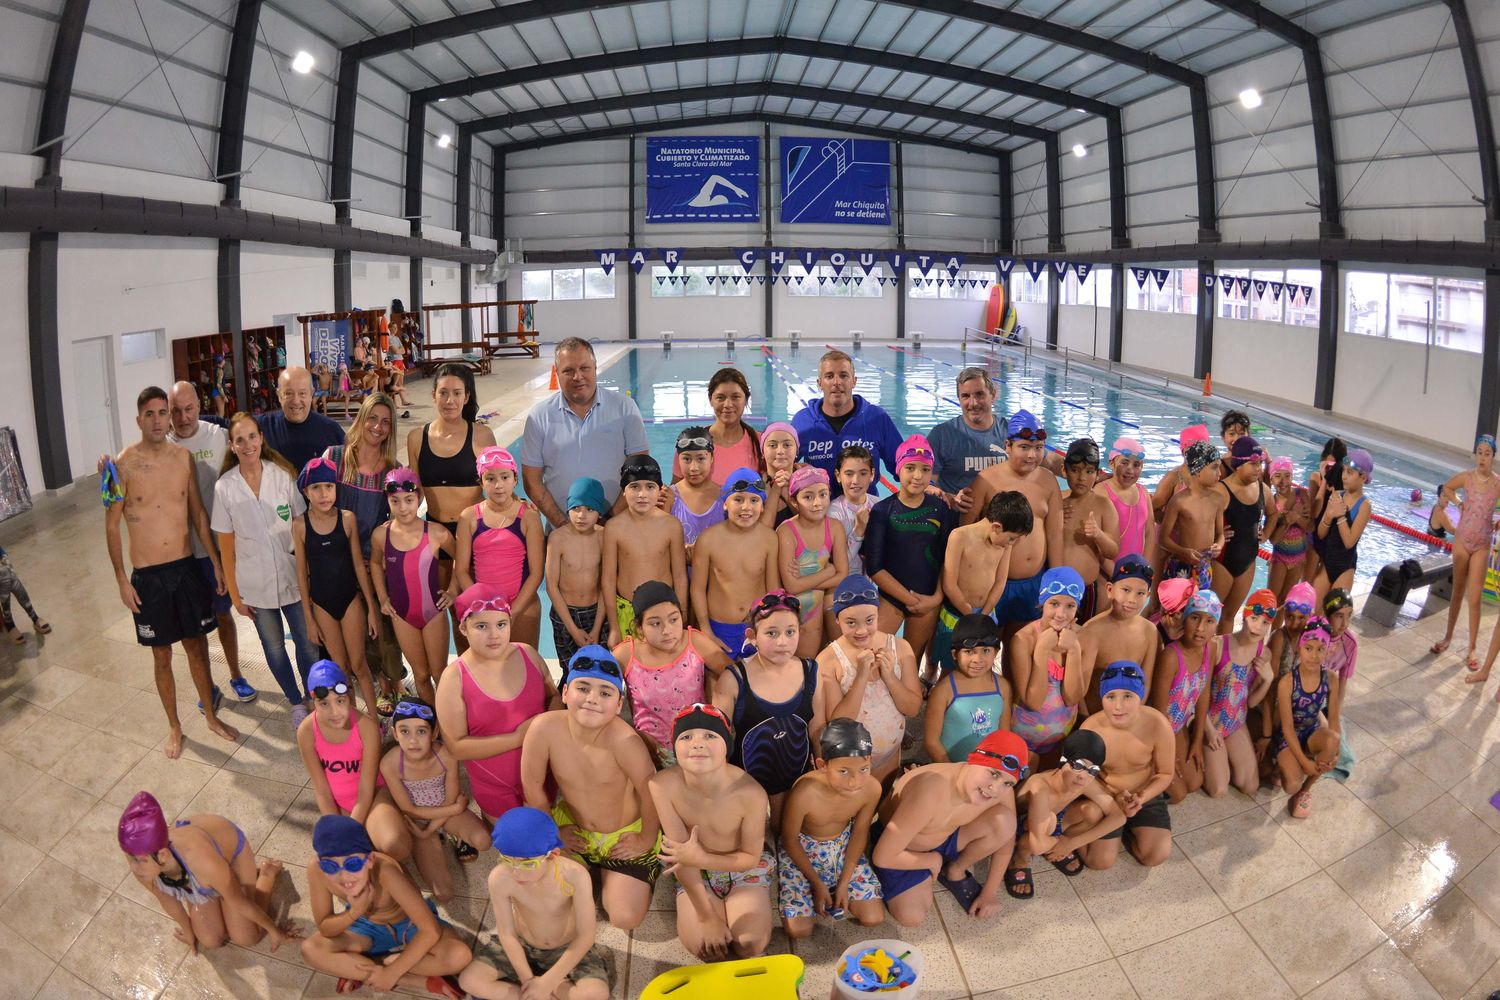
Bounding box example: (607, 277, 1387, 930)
(459, 807, 612, 1000)
(302, 814, 470, 998)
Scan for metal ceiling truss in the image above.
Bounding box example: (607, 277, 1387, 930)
(215, 0, 264, 415)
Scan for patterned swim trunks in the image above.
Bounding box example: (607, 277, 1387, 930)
(777, 822, 882, 918)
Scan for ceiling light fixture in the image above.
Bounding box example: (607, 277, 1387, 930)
(1239, 88, 1262, 109)
(437, 134, 453, 149)
(1072, 143, 1088, 158)
(291, 51, 315, 74)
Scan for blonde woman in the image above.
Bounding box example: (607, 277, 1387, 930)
(323, 392, 407, 711)
(213, 412, 319, 729)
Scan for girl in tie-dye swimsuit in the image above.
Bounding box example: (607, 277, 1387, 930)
(1008, 567, 1089, 763)
(1203, 589, 1278, 798)
(1153, 588, 1222, 803)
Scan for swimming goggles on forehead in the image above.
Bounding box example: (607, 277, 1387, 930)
(311, 681, 350, 699)
(1009, 427, 1047, 442)
(1101, 664, 1145, 683)
(1283, 600, 1313, 615)
(833, 582, 881, 607)
(725, 476, 766, 494)
(750, 591, 801, 621)
(498, 854, 547, 871)
(392, 700, 434, 721)
(1244, 602, 1278, 618)
(1038, 579, 1086, 602)
(1112, 448, 1146, 462)
(383, 480, 420, 494)
(318, 855, 368, 875)
(970, 749, 1030, 781)
(675, 434, 712, 452)
(569, 656, 624, 680)
(953, 634, 1000, 651)
(1060, 755, 1102, 778)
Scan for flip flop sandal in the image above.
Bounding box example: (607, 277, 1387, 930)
(1004, 867, 1034, 900)
(1290, 791, 1313, 818)
(33, 620, 51, 635)
(937, 868, 983, 910)
(1468, 655, 1482, 672)
(1431, 639, 1451, 655)
(335, 978, 363, 994)
(453, 836, 479, 863)
(1049, 852, 1085, 877)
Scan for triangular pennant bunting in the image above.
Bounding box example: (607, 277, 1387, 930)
(1073, 262, 1093, 283)
(1269, 281, 1284, 300)
(994, 257, 1015, 276)
(1235, 277, 1252, 297)
(1151, 269, 1169, 290)
(659, 249, 683, 273)
(627, 249, 648, 274)
(943, 255, 965, 278)
(1131, 267, 1150, 287)
(798, 249, 820, 270)
(1025, 259, 1046, 281)
(1252, 279, 1268, 298)
(767, 250, 788, 276)
(856, 252, 878, 276)
(1219, 274, 1236, 295)
(595, 250, 617, 275)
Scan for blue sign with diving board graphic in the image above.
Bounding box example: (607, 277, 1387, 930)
(779, 136, 891, 226)
(645, 136, 760, 222)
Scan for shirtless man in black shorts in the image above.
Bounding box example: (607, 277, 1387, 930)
(105, 386, 238, 759)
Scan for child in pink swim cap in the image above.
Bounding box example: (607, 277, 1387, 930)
(454, 445, 546, 648)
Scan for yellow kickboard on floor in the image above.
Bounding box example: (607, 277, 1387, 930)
(639, 955, 805, 998)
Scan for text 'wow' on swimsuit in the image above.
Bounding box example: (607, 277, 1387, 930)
(313, 712, 372, 813)
(470, 501, 530, 603)
(305, 511, 359, 619)
(788, 519, 833, 624)
(728, 656, 818, 796)
(383, 525, 440, 629)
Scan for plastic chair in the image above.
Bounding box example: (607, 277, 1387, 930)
(639, 955, 805, 999)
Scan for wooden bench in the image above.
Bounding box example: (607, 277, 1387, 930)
(484, 329, 541, 359)
(413, 344, 492, 377)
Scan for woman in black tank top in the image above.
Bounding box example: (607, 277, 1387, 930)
(405, 364, 496, 650)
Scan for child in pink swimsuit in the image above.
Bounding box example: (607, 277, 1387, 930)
(435, 584, 559, 821)
(371, 467, 455, 703)
(778, 466, 848, 657)
(1203, 589, 1276, 798)
(1433, 434, 1500, 670)
(1007, 567, 1088, 766)
(1152, 589, 1223, 803)
(456, 447, 545, 648)
(1101, 437, 1154, 562)
(613, 581, 730, 764)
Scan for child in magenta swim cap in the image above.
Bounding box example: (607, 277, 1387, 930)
(119, 790, 294, 954)
(454, 445, 546, 649)
(777, 464, 847, 656)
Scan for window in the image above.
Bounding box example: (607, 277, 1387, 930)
(787, 264, 884, 297)
(650, 265, 684, 297)
(1071, 268, 1112, 307)
(1128, 269, 1186, 313)
(682, 266, 716, 297)
(1012, 270, 1048, 304)
(522, 267, 614, 300)
(521, 270, 552, 301)
(121, 329, 165, 365)
(717, 265, 753, 297)
(1285, 269, 1319, 328)
(583, 267, 615, 299)
(937, 269, 995, 301)
(787, 263, 818, 297)
(1214, 268, 1251, 321)
(1345, 271, 1484, 352)
(908, 266, 937, 299)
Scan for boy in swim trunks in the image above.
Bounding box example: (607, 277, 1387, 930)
(650, 704, 774, 960)
(778, 718, 886, 939)
(1151, 423, 1210, 522)
(936, 490, 1033, 672)
(459, 808, 612, 1000)
(302, 815, 470, 997)
(603, 454, 686, 644)
(1159, 440, 1225, 590)
(691, 468, 781, 655)
(1003, 728, 1124, 900)
(1076, 662, 1175, 869)
(964, 410, 1063, 639)
(545, 477, 609, 668)
(520, 648, 662, 932)
(118, 791, 294, 954)
(872, 728, 1027, 926)
(1059, 438, 1120, 621)
(1082, 555, 1161, 715)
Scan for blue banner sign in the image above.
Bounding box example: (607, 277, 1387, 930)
(308, 318, 350, 369)
(779, 137, 891, 226)
(645, 136, 760, 222)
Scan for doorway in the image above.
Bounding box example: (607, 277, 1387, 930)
(70, 336, 119, 471)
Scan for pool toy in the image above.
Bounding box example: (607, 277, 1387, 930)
(839, 947, 918, 993)
(640, 955, 804, 999)
(984, 283, 1005, 336)
(100, 457, 125, 508)
(1410, 488, 1423, 503)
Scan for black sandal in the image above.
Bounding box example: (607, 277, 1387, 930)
(1004, 867, 1034, 899)
(1049, 851, 1085, 876)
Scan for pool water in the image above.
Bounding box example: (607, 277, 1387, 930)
(507, 340, 1457, 661)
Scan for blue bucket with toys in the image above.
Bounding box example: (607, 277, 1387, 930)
(832, 939, 923, 999)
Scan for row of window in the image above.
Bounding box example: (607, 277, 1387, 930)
(519, 265, 1486, 354)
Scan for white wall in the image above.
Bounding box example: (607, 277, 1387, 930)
(0, 238, 38, 492)
(1211, 318, 1319, 408)
(1333, 333, 1481, 451)
(1121, 309, 1196, 377)
(1011, 141, 1050, 254)
(1119, 87, 1198, 247)
(1058, 304, 1110, 356)
(908, 295, 986, 339)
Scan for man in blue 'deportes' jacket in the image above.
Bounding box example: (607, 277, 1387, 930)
(790, 348, 903, 497)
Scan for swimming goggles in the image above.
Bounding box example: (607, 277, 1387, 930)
(498, 854, 547, 871)
(1112, 448, 1146, 462)
(970, 748, 1030, 781)
(1060, 755, 1102, 778)
(568, 656, 624, 680)
(953, 633, 999, 651)
(1101, 664, 1145, 683)
(750, 591, 801, 622)
(725, 476, 767, 494)
(318, 855, 368, 875)
(392, 700, 434, 721)
(384, 480, 420, 494)
(1038, 578, 1086, 601)
(833, 582, 881, 607)
(1283, 600, 1314, 616)
(1009, 427, 1047, 442)
(1244, 602, 1278, 618)
(311, 681, 350, 699)
(675, 433, 713, 452)
(460, 595, 512, 624)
